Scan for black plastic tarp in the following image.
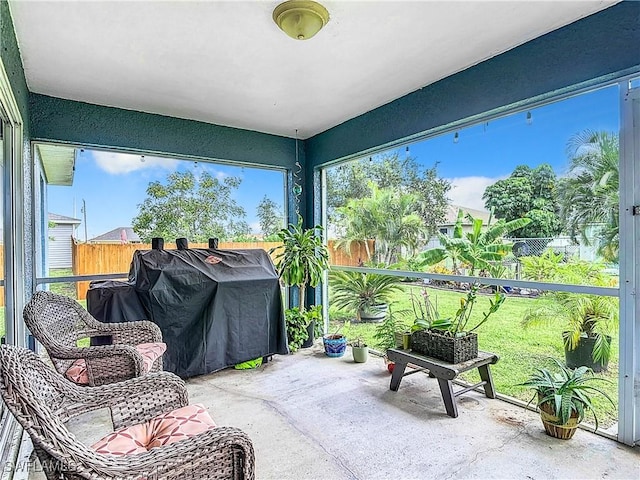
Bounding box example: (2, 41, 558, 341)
(87, 248, 288, 378)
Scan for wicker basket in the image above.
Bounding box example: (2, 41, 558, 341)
(411, 330, 478, 364)
(538, 401, 579, 439)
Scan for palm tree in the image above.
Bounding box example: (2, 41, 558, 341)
(335, 183, 427, 266)
(415, 209, 530, 276)
(559, 130, 619, 263)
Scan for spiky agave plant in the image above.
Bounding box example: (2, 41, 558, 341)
(519, 358, 614, 430)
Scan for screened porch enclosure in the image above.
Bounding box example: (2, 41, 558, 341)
(0, 3, 637, 473)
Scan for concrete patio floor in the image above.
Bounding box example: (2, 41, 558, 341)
(31, 344, 639, 479)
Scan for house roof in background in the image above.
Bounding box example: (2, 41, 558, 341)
(48, 212, 81, 224)
(89, 227, 141, 243)
(442, 205, 491, 226)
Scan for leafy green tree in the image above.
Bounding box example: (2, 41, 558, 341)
(133, 170, 249, 242)
(415, 209, 531, 276)
(336, 183, 427, 265)
(256, 195, 283, 239)
(558, 130, 619, 262)
(483, 164, 562, 238)
(327, 153, 450, 239)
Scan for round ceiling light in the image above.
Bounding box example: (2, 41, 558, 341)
(273, 0, 330, 41)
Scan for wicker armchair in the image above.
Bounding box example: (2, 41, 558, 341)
(0, 345, 255, 480)
(23, 290, 165, 386)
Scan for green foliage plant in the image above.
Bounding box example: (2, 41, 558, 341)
(522, 261, 618, 365)
(285, 305, 322, 352)
(271, 217, 330, 311)
(415, 209, 530, 276)
(559, 130, 619, 262)
(519, 249, 566, 282)
(133, 170, 250, 242)
(412, 284, 506, 338)
(334, 183, 427, 265)
(257, 195, 283, 238)
(520, 249, 606, 284)
(326, 153, 450, 243)
(373, 306, 410, 352)
(329, 270, 404, 319)
(518, 358, 614, 430)
(483, 164, 563, 238)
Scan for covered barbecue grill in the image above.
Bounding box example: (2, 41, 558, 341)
(87, 247, 288, 378)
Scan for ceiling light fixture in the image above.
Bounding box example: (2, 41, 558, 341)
(273, 0, 330, 41)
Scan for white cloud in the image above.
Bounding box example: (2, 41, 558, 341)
(445, 175, 506, 210)
(249, 221, 261, 233)
(93, 151, 179, 174)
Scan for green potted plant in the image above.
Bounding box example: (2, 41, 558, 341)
(411, 284, 505, 363)
(271, 217, 329, 349)
(520, 258, 618, 372)
(341, 321, 368, 363)
(351, 337, 369, 363)
(518, 358, 614, 439)
(374, 306, 410, 372)
(329, 270, 403, 322)
(284, 306, 322, 353)
(522, 285, 617, 372)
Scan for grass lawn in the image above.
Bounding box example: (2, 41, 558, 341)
(0, 269, 82, 339)
(329, 282, 619, 429)
(49, 268, 79, 299)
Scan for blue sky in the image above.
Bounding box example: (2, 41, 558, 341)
(48, 153, 286, 240)
(48, 84, 619, 240)
(398, 84, 619, 208)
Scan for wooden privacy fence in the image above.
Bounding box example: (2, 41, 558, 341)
(71, 239, 375, 300)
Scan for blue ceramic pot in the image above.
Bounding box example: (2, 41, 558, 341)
(323, 334, 347, 357)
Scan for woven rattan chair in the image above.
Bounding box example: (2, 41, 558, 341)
(0, 345, 255, 480)
(23, 290, 164, 386)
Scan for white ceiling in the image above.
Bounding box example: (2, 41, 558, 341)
(9, 1, 618, 139)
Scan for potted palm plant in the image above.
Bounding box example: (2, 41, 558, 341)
(520, 257, 618, 372)
(271, 217, 329, 349)
(522, 282, 617, 372)
(329, 270, 403, 322)
(518, 358, 614, 439)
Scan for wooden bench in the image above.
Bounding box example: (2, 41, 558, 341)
(387, 348, 499, 418)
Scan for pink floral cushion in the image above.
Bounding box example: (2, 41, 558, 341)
(91, 404, 216, 456)
(65, 342, 167, 385)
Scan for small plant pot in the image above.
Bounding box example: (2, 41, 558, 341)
(301, 320, 316, 349)
(323, 334, 347, 357)
(402, 332, 411, 350)
(384, 356, 395, 373)
(352, 345, 369, 363)
(538, 401, 580, 440)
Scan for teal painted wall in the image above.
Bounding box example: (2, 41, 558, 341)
(29, 94, 297, 170)
(306, 1, 640, 169)
(1, 0, 32, 305)
(0, 1, 29, 131)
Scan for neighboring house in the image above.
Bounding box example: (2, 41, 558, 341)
(438, 205, 492, 237)
(89, 227, 142, 244)
(48, 213, 81, 269)
(423, 205, 491, 250)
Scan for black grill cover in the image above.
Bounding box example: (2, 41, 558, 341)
(87, 248, 288, 378)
